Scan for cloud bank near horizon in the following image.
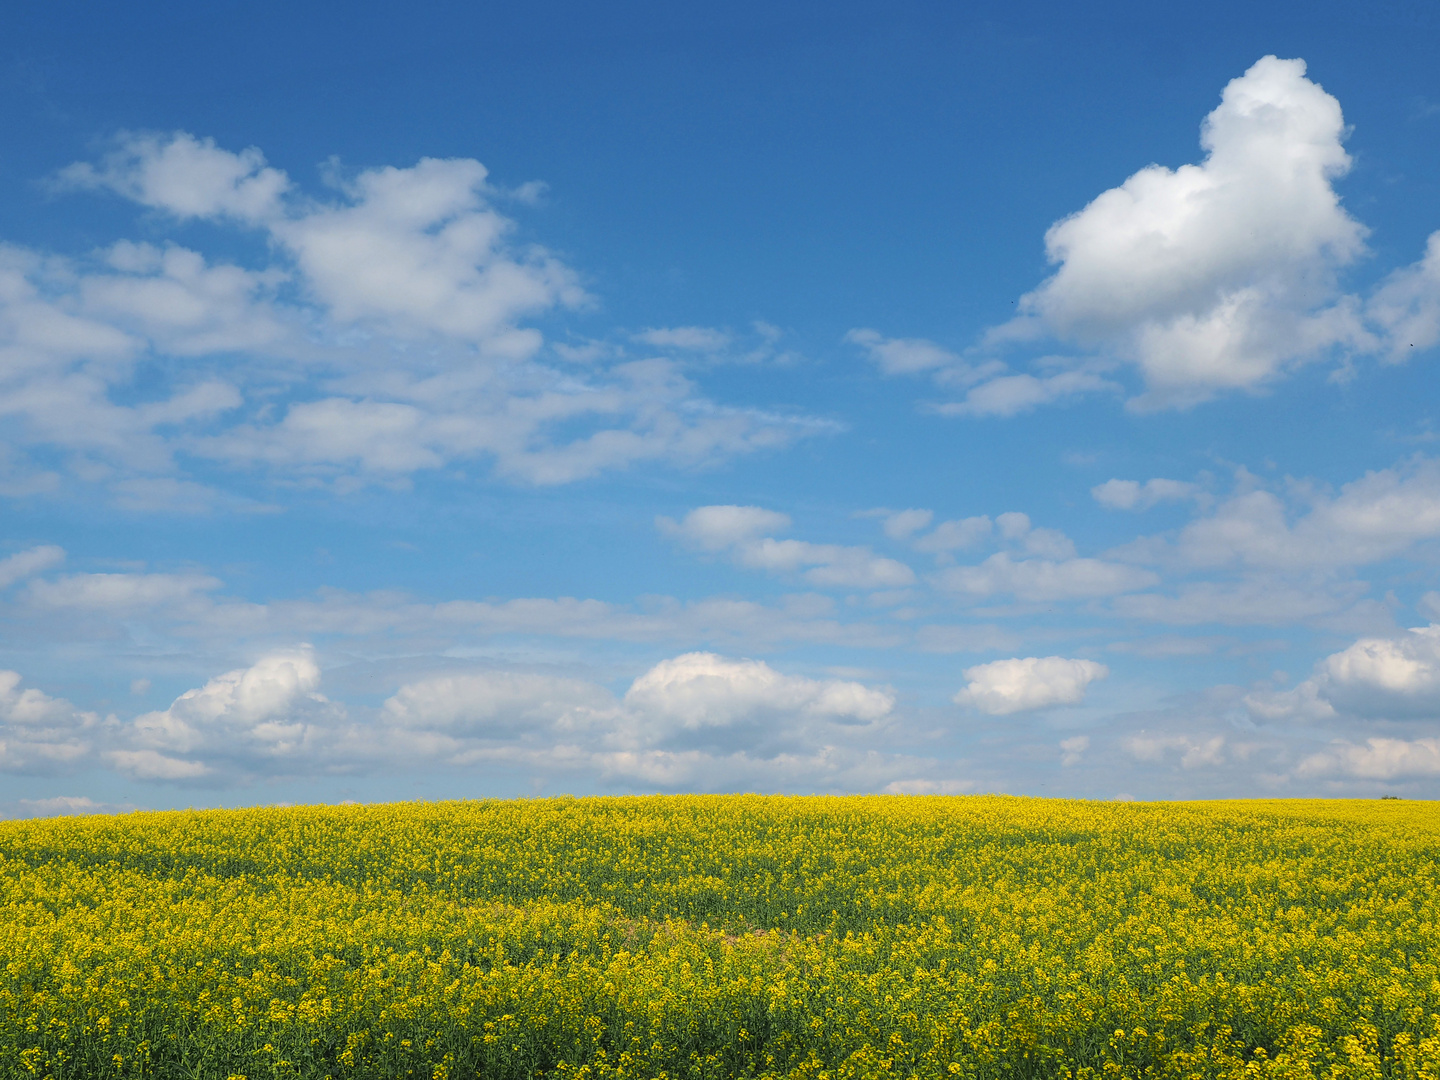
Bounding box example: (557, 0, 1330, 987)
(4, 48, 1440, 815)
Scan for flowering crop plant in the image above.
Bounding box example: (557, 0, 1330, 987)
(2, 795, 1438, 1079)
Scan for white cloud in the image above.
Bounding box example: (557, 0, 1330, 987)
(382, 671, 611, 738)
(4, 562, 914, 655)
(0, 248, 182, 474)
(219, 398, 444, 475)
(627, 322, 798, 365)
(1296, 737, 1440, 780)
(736, 539, 916, 588)
(82, 241, 290, 357)
(0, 132, 827, 500)
(896, 509, 1154, 600)
(934, 370, 1117, 418)
(659, 505, 791, 550)
(355, 653, 899, 782)
(878, 508, 933, 540)
(276, 157, 583, 343)
(587, 744, 947, 793)
(58, 131, 290, 221)
(1122, 732, 1228, 768)
(635, 326, 731, 351)
(1367, 232, 1440, 360)
(113, 649, 346, 780)
(1125, 460, 1440, 571)
(1059, 734, 1090, 766)
(846, 328, 966, 376)
(1318, 626, 1440, 707)
(997, 513, 1077, 559)
(0, 239, 287, 495)
(0, 453, 60, 497)
(0, 670, 102, 774)
(105, 748, 211, 780)
(994, 56, 1374, 408)
(660, 505, 915, 589)
(201, 360, 820, 486)
(935, 552, 1156, 602)
(621, 652, 893, 749)
(66, 136, 579, 349)
(996, 512, 1030, 539)
(107, 476, 277, 515)
(1247, 624, 1440, 722)
(0, 545, 64, 588)
(67, 135, 579, 347)
(1092, 478, 1198, 510)
(912, 516, 993, 554)
(83, 649, 901, 788)
(27, 572, 221, 611)
(0, 248, 136, 371)
(953, 656, 1107, 714)
(907, 510, 1155, 601)
(1100, 459, 1440, 630)
(845, 328, 1114, 423)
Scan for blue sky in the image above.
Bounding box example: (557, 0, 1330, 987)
(4, 0, 1440, 815)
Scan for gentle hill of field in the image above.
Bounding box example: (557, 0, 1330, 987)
(3, 795, 1438, 1079)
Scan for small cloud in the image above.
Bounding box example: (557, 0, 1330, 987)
(111, 648, 347, 784)
(1092, 477, 1198, 510)
(1122, 732, 1227, 768)
(503, 179, 548, 205)
(934, 371, 1118, 418)
(623, 652, 893, 740)
(879, 509, 933, 540)
(105, 748, 211, 780)
(657, 505, 791, 551)
(846, 328, 962, 376)
(660, 506, 915, 590)
(56, 130, 290, 221)
(0, 670, 103, 774)
(1059, 735, 1090, 766)
(935, 553, 1157, 603)
(953, 656, 1108, 715)
(634, 326, 732, 352)
(913, 516, 992, 554)
(551, 340, 612, 364)
(1409, 97, 1440, 121)
(0, 545, 64, 588)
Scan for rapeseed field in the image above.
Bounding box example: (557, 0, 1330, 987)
(2, 795, 1437, 1080)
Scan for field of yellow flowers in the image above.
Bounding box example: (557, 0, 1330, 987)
(2, 795, 1438, 1080)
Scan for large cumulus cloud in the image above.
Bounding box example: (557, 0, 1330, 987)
(1009, 56, 1370, 409)
(862, 55, 1440, 415)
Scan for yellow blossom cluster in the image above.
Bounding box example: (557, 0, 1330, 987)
(2, 795, 1438, 1079)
